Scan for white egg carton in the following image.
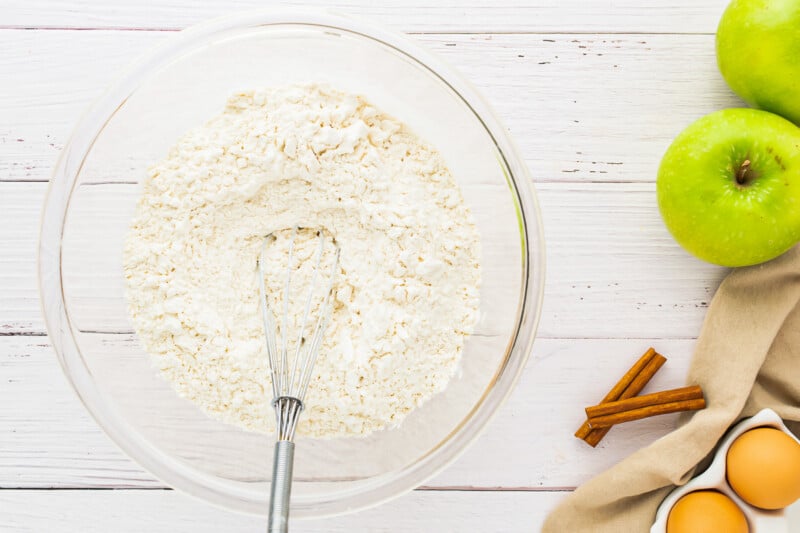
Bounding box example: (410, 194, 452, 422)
(651, 408, 800, 533)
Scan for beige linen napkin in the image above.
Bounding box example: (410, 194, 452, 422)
(543, 245, 800, 533)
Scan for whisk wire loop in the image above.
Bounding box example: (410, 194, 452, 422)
(257, 235, 280, 400)
(289, 231, 327, 401)
(260, 227, 339, 404)
(278, 226, 298, 397)
(297, 245, 340, 401)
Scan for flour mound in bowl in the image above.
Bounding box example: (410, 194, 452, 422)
(123, 84, 481, 438)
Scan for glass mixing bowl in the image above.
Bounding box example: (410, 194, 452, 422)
(39, 10, 544, 518)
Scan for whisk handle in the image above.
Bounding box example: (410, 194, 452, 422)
(268, 440, 295, 533)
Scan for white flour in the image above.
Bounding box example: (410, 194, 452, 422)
(123, 84, 481, 438)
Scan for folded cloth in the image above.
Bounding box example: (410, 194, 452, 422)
(543, 246, 800, 533)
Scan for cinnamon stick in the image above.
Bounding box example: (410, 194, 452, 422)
(583, 354, 667, 447)
(574, 347, 657, 440)
(578, 349, 667, 447)
(587, 399, 706, 428)
(586, 385, 703, 418)
(619, 354, 668, 401)
(586, 385, 705, 428)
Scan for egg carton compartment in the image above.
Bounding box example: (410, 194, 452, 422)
(651, 408, 800, 533)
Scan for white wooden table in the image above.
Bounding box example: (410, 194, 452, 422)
(1, 1, 737, 530)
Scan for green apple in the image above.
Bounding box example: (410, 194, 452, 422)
(657, 108, 800, 267)
(716, 0, 800, 125)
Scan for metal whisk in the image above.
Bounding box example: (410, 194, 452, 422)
(257, 226, 340, 533)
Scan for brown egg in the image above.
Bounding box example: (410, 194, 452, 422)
(666, 491, 748, 533)
(726, 426, 800, 509)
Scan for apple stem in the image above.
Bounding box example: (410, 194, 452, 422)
(736, 159, 752, 185)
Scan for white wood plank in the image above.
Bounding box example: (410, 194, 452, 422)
(0, 30, 168, 183)
(0, 335, 162, 488)
(1, 334, 699, 489)
(0, 183, 44, 333)
(0, 488, 563, 532)
(2, 0, 729, 33)
(1, 30, 743, 183)
(2, 180, 726, 337)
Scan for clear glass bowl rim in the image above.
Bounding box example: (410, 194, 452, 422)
(38, 8, 546, 518)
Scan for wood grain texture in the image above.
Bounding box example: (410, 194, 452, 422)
(1, 30, 744, 184)
(0, 1, 747, 528)
(1, 333, 698, 489)
(0, 183, 43, 333)
(0, 488, 563, 532)
(3, 0, 730, 33)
